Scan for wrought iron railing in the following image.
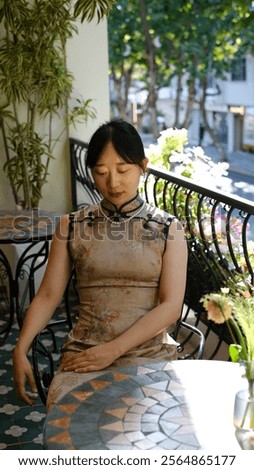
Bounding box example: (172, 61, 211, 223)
(142, 165, 254, 357)
(70, 138, 254, 358)
(143, 165, 254, 283)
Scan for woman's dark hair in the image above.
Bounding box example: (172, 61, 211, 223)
(86, 118, 146, 170)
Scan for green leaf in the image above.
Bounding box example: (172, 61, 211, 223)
(74, 0, 116, 23)
(229, 343, 242, 363)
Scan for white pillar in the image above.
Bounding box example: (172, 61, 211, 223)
(66, 18, 110, 141)
(227, 111, 234, 152)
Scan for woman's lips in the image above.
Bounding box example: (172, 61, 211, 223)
(108, 192, 124, 198)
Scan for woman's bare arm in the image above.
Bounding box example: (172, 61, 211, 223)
(12, 214, 73, 404)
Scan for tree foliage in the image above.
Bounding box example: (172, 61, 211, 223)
(108, 0, 254, 152)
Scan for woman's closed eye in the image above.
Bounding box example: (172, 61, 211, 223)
(118, 168, 130, 174)
(94, 171, 107, 176)
(94, 168, 130, 176)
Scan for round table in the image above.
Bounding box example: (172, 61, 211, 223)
(44, 359, 247, 450)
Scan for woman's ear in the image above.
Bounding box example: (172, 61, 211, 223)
(141, 157, 149, 173)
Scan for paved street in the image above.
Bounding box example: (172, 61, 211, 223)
(203, 144, 254, 176)
(226, 169, 254, 203)
(200, 145, 254, 203)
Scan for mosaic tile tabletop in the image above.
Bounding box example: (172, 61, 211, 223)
(44, 361, 201, 450)
(44, 360, 246, 451)
(0, 210, 61, 242)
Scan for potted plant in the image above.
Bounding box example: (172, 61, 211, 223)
(201, 281, 254, 441)
(0, 0, 115, 210)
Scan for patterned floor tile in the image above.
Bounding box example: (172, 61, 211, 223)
(0, 317, 66, 450)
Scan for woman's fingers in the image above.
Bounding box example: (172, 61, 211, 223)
(63, 356, 95, 371)
(62, 343, 118, 372)
(15, 376, 37, 406)
(13, 353, 38, 406)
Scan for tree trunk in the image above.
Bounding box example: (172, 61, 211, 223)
(0, 123, 19, 207)
(173, 74, 182, 128)
(110, 66, 132, 120)
(200, 78, 228, 162)
(139, 0, 159, 137)
(181, 80, 196, 130)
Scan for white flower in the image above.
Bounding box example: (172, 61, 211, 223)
(221, 287, 230, 294)
(159, 127, 188, 142)
(209, 161, 229, 177)
(145, 143, 161, 158)
(148, 127, 229, 182)
(191, 145, 206, 158)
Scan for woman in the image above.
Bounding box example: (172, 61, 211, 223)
(12, 118, 188, 410)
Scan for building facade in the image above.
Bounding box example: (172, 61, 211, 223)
(156, 55, 254, 153)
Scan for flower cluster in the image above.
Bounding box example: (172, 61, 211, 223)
(146, 127, 229, 183)
(201, 283, 254, 384)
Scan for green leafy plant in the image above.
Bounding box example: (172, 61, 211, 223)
(146, 127, 229, 219)
(0, 0, 114, 209)
(201, 283, 254, 378)
(201, 283, 254, 430)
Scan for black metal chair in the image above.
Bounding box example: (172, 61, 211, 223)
(183, 236, 234, 358)
(32, 271, 78, 405)
(70, 137, 101, 209)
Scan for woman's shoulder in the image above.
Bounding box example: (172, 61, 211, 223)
(144, 203, 185, 236)
(56, 204, 99, 235)
(144, 203, 175, 224)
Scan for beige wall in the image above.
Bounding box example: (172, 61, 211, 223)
(67, 19, 110, 142)
(0, 18, 110, 214)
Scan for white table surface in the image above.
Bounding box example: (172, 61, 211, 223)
(165, 359, 246, 450)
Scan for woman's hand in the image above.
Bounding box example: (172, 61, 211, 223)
(12, 349, 38, 406)
(62, 342, 119, 373)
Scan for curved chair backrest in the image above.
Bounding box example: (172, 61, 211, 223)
(69, 138, 101, 210)
(32, 271, 77, 405)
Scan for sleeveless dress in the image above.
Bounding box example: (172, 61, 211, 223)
(46, 195, 178, 411)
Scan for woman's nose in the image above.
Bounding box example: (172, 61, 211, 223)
(107, 171, 120, 188)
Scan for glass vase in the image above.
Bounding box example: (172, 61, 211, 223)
(233, 375, 254, 450)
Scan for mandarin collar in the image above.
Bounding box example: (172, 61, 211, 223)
(100, 192, 144, 216)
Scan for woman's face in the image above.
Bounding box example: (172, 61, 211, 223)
(91, 142, 147, 206)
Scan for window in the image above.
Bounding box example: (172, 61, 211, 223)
(231, 58, 246, 81)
